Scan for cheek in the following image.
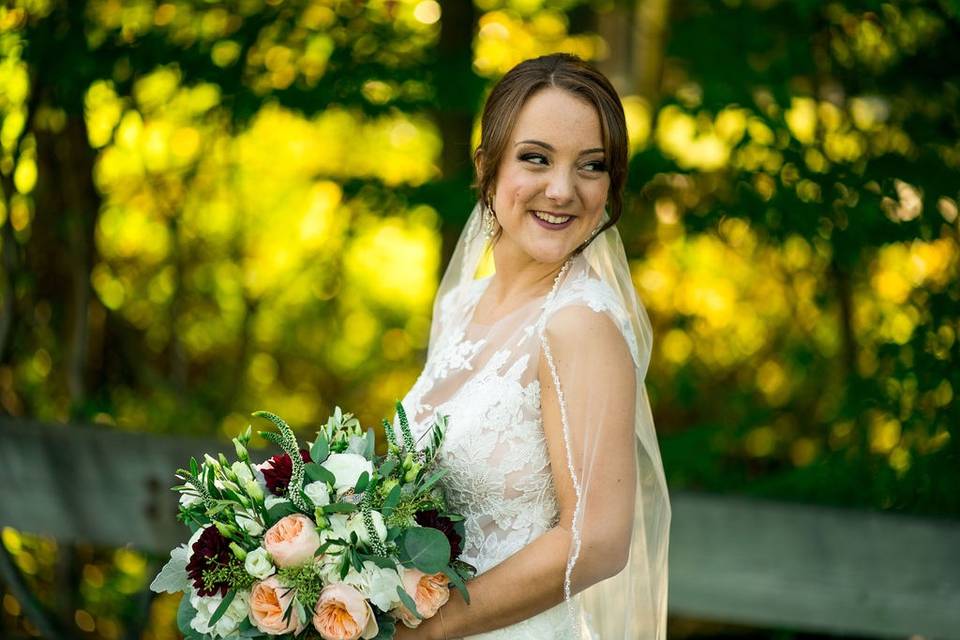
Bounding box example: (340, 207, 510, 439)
(495, 165, 542, 208)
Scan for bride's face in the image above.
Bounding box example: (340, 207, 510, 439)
(491, 87, 610, 266)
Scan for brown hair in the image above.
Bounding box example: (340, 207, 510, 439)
(473, 53, 629, 248)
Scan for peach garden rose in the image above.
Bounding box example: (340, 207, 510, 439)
(263, 513, 320, 568)
(248, 576, 307, 635)
(313, 583, 379, 640)
(392, 567, 450, 629)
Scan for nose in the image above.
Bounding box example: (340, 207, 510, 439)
(544, 167, 575, 205)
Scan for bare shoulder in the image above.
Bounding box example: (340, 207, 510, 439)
(544, 304, 634, 366)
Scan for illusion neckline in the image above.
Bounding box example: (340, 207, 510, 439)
(465, 258, 572, 329)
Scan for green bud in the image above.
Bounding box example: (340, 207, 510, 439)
(402, 452, 414, 471)
(314, 511, 329, 530)
(381, 478, 399, 495)
(234, 438, 249, 462)
(218, 453, 230, 468)
(229, 542, 247, 560)
(404, 465, 421, 484)
(215, 521, 237, 539)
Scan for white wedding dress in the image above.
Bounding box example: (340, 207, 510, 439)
(399, 253, 642, 639)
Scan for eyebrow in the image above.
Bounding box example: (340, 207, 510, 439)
(515, 139, 605, 156)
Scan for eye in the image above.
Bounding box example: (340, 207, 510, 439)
(519, 152, 548, 166)
(582, 160, 607, 173)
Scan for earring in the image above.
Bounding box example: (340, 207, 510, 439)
(483, 203, 498, 238)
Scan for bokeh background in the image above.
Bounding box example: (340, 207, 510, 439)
(0, 0, 957, 638)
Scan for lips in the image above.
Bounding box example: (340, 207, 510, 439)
(530, 210, 575, 230)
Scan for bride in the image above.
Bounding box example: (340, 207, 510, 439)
(393, 53, 670, 640)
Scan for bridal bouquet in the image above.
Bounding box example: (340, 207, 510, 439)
(150, 404, 471, 640)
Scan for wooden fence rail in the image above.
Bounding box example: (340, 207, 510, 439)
(2, 418, 959, 638)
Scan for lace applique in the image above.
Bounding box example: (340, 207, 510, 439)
(541, 271, 642, 368)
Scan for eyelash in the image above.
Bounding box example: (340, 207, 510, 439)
(518, 152, 607, 173)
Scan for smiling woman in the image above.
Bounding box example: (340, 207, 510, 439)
(487, 88, 610, 266)
(393, 53, 670, 640)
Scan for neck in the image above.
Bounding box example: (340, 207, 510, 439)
(487, 239, 569, 305)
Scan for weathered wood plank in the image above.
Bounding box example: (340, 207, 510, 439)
(0, 417, 220, 552)
(2, 418, 959, 637)
(669, 491, 960, 639)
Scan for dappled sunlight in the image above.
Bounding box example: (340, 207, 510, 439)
(473, 9, 604, 77)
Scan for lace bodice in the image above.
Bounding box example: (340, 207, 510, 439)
(398, 256, 639, 639)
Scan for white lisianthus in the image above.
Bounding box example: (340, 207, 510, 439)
(343, 561, 404, 612)
(235, 509, 263, 536)
(244, 547, 275, 580)
(324, 514, 352, 542)
(303, 481, 330, 507)
(264, 495, 291, 511)
(179, 492, 201, 508)
(321, 511, 387, 547)
(231, 461, 254, 484)
(189, 589, 250, 638)
(349, 511, 387, 546)
(323, 453, 373, 493)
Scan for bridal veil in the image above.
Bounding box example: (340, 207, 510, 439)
(429, 201, 671, 639)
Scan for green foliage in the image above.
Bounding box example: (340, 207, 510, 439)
(201, 561, 256, 594)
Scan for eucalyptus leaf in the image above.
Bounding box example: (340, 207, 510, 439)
(395, 585, 422, 620)
(354, 471, 369, 494)
(400, 527, 450, 574)
(266, 500, 298, 525)
(381, 484, 402, 516)
(379, 459, 397, 479)
(364, 427, 376, 459)
(305, 462, 335, 485)
(310, 435, 329, 463)
(418, 468, 447, 494)
(444, 565, 470, 604)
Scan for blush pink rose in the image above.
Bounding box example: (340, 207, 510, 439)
(263, 514, 320, 567)
(392, 568, 450, 629)
(248, 576, 307, 635)
(313, 583, 379, 640)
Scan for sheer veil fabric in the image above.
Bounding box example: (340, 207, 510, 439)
(415, 201, 670, 639)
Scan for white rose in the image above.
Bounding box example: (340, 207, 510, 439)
(303, 481, 330, 507)
(323, 453, 373, 493)
(235, 509, 263, 536)
(244, 547, 275, 580)
(343, 561, 403, 612)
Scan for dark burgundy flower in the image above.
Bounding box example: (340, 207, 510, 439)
(261, 449, 312, 497)
(415, 509, 463, 560)
(185, 526, 233, 597)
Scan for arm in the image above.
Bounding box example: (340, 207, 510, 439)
(397, 306, 638, 640)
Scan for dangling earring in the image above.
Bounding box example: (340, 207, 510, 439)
(483, 202, 498, 238)
(577, 223, 604, 253)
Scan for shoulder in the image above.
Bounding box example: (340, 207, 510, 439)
(542, 271, 641, 368)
